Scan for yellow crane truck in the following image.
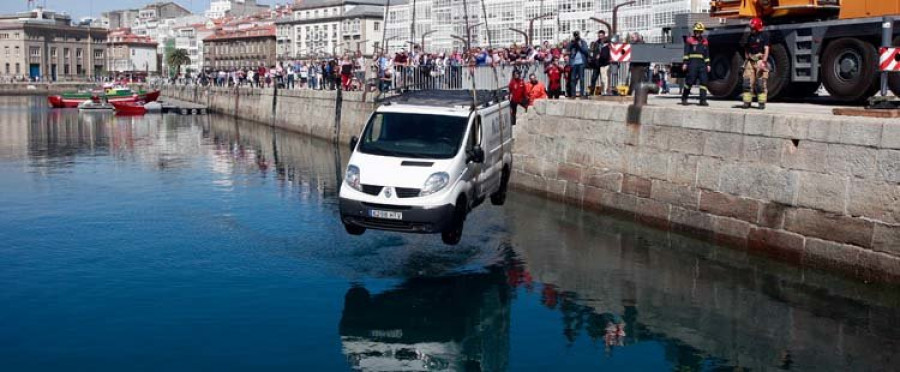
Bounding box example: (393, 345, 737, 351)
(630, 0, 900, 103)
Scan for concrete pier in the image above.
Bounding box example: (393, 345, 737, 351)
(159, 85, 900, 283)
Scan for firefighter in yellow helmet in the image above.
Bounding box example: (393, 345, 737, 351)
(742, 17, 770, 109)
(681, 22, 710, 106)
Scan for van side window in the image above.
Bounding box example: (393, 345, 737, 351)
(466, 116, 482, 152)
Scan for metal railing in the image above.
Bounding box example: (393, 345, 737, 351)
(375, 62, 636, 95)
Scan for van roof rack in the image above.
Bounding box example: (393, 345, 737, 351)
(378, 89, 508, 110)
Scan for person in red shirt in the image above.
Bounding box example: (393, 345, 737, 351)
(508, 70, 528, 126)
(545, 60, 563, 99)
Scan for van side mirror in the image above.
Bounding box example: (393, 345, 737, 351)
(350, 136, 358, 152)
(470, 146, 485, 163)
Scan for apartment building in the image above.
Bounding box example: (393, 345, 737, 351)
(0, 7, 107, 80)
(203, 25, 276, 69)
(206, 0, 271, 20)
(106, 28, 158, 74)
(384, 0, 710, 52)
(276, 0, 385, 58)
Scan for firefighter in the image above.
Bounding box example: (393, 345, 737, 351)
(742, 17, 770, 109)
(681, 22, 711, 106)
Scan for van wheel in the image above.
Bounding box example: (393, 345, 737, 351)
(344, 223, 366, 236)
(441, 201, 466, 246)
(490, 167, 510, 206)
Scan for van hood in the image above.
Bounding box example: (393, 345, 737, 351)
(351, 153, 455, 189)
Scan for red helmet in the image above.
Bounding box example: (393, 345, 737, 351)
(750, 17, 764, 32)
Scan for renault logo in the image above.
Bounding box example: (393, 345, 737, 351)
(383, 187, 392, 198)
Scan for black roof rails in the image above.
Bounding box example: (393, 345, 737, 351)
(377, 89, 508, 110)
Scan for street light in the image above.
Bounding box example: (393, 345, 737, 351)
(420, 30, 437, 52)
(466, 22, 483, 48)
(509, 28, 527, 45)
(450, 34, 469, 51)
(589, 17, 613, 36)
(612, 1, 636, 36)
(528, 12, 554, 46)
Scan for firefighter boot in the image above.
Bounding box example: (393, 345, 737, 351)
(680, 86, 690, 105)
(698, 86, 709, 106)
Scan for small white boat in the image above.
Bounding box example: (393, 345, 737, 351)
(144, 101, 163, 113)
(77, 100, 114, 111)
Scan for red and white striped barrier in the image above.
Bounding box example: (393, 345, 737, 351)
(880, 47, 900, 72)
(610, 43, 632, 63)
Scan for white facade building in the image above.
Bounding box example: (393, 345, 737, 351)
(383, 0, 710, 52)
(276, 0, 385, 58)
(206, 0, 271, 20)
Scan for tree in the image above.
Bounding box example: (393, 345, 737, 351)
(166, 48, 191, 78)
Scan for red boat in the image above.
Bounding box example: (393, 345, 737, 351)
(111, 101, 147, 116)
(47, 89, 160, 108)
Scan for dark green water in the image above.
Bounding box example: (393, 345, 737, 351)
(0, 96, 897, 371)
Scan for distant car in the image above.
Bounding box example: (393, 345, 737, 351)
(339, 90, 513, 245)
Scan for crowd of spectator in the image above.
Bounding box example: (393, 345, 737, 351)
(161, 30, 671, 104)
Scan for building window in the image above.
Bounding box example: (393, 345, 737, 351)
(4, 63, 8, 74)
(4, 46, 7, 55)
(14, 46, 19, 56)
(15, 63, 20, 74)
(29, 47, 40, 57)
(374, 22, 380, 31)
(76, 49, 83, 59)
(94, 49, 103, 59)
(50, 47, 56, 58)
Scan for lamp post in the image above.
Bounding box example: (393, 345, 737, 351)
(589, 17, 613, 36)
(466, 22, 483, 48)
(450, 35, 469, 51)
(509, 28, 527, 45)
(527, 12, 554, 46)
(384, 35, 400, 53)
(612, 1, 636, 36)
(354, 39, 370, 54)
(420, 30, 437, 53)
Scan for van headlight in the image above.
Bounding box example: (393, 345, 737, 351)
(420, 172, 450, 197)
(345, 165, 361, 191)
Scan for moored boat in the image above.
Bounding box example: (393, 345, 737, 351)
(111, 101, 147, 116)
(47, 87, 160, 108)
(77, 99, 114, 111)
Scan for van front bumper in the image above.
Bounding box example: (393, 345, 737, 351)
(339, 198, 455, 234)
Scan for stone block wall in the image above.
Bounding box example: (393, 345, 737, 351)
(161, 85, 373, 145)
(513, 99, 900, 283)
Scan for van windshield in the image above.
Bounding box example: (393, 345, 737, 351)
(357, 112, 469, 159)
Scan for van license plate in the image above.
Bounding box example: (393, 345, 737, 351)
(370, 210, 403, 220)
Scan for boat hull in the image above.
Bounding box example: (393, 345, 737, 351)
(111, 101, 147, 116)
(48, 90, 160, 109)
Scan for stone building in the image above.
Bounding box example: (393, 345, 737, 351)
(276, 0, 385, 58)
(0, 7, 107, 81)
(106, 28, 158, 75)
(96, 9, 140, 29)
(203, 25, 276, 70)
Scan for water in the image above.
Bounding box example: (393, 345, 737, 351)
(0, 96, 898, 371)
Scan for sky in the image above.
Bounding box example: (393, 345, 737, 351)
(0, 0, 212, 21)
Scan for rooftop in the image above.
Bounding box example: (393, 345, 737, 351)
(292, 0, 387, 10)
(204, 25, 275, 41)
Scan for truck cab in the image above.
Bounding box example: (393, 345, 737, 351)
(339, 90, 513, 245)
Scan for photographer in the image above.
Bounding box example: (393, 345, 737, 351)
(567, 31, 590, 98)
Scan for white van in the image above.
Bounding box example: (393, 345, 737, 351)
(339, 90, 513, 245)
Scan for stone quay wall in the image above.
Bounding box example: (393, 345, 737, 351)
(513, 99, 900, 283)
(161, 85, 372, 144)
(160, 85, 899, 282)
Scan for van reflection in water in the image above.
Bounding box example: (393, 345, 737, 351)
(339, 265, 511, 371)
